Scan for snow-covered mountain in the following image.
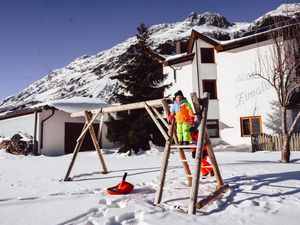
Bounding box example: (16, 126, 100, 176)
(0, 3, 299, 114)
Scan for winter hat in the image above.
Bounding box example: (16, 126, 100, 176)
(174, 90, 184, 98)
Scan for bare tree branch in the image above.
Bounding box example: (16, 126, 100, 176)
(288, 111, 300, 136)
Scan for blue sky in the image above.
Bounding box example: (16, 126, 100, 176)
(0, 0, 296, 100)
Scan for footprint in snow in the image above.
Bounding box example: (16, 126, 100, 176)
(105, 212, 139, 225)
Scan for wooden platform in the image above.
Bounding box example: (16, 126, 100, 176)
(170, 144, 197, 149)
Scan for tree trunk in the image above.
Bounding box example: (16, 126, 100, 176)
(281, 107, 290, 163)
(281, 134, 291, 163)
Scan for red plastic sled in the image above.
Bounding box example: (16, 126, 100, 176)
(107, 172, 134, 195)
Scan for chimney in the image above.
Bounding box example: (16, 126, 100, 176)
(176, 41, 181, 54)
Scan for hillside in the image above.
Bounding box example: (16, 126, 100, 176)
(0, 3, 299, 114)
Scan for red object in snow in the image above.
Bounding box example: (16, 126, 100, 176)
(107, 173, 134, 195)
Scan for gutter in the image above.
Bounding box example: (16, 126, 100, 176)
(40, 106, 56, 151)
(195, 40, 201, 96)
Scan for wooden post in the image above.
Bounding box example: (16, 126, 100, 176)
(195, 184, 229, 209)
(191, 92, 225, 187)
(188, 92, 209, 215)
(144, 102, 168, 140)
(204, 129, 224, 187)
(84, 111, 108, 174)
(64, 122, 88, 181)
(77, 109, 102, 142)
(161, 99, 192, 186)
(154, 121, 175, 204)
(97, 114, 104, 146)
(151, 106, 169, 128)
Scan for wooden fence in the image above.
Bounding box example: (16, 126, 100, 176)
(251, 133, 300, 152)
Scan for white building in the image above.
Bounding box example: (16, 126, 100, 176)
(0, 97, 114, 156)
(163, 24, 300, 146)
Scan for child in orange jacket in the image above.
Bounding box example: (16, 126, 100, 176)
(190, 126, 214, 177)
(168, 90, 194, 145)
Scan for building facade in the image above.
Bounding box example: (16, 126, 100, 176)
(163, 26, 300, 146)
(0, 98, 114, 156)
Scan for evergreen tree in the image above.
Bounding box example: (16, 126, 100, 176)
(106, 23, 170, 154)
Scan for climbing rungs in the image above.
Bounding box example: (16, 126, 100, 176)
(155, 93, 227, 215)
(171, 145, 197, 149)
(189, 165, 213, 169)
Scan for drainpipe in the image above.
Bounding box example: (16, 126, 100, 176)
(195, 40, 201, 97)
(40, 106, 56, 152)
(33, 111, 38, 155)
(170, 65, 179, 83)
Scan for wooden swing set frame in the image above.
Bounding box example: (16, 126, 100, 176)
(63, 92, 229, 214)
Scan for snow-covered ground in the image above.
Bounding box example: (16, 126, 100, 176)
(0, 146, 300, 225)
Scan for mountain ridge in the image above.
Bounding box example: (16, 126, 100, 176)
(0, 3, 299, 115)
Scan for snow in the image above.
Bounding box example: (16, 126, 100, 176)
(15, 132, 33, 142)
(32, 97, 110, 113)
(1, 145, 300, 225)
(165, 53, 187, 61)
(256, 3, 300, 21)
(0, 136, 10, 142)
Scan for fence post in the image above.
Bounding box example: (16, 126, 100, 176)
(251, 135, 257, 152)
(250, 133, 300, 152)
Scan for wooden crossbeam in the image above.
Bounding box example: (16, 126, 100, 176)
(71, 98, 172, 117)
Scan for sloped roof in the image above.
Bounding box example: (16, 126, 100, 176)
(187, 29, 220, 53)
(0, 107, 44, 121)
(163, 53, 195, 66)
(0, 97, 110, 120)
(186, 17, 300, 53)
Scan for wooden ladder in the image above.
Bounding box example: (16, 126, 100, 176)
(154, 92, 229, 214)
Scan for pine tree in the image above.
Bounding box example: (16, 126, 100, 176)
(106, 23, 170, 154)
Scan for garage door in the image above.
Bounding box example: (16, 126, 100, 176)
(64, 122, 100, 154)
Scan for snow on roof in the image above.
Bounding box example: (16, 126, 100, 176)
(165, 53, 187, 61)
(32, 97, 110, 114)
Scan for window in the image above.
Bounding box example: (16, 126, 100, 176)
(207, 120, 219, 138)
(200, 48, 215, 63)
(202, 80, 217, 99)
(240, 116, 262, 137)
